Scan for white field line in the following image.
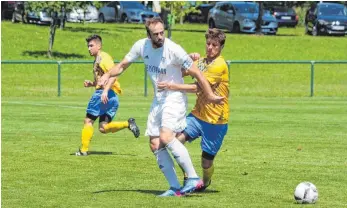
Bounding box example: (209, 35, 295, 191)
(2, 101, 85, 109)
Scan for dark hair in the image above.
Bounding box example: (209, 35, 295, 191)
(205, 28, 226, 47)
(86, 34, 102, 43)
(145, 17, 164, 36)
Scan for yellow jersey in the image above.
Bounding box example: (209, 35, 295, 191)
(191, 55, 229, 124)
(94, 51, 122, 95)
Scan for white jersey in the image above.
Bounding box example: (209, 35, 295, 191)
(125, 38, 193, 103)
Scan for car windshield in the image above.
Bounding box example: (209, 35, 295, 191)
(234, 4, 259, 13)
(121, 1, 146, 9)
(319, 5, 347, 16)
(274, 7, 295, 14)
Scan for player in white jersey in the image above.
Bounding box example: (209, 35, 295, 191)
(98, 17, 224, 196)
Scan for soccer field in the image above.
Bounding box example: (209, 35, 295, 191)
(1, 22, 347, 207)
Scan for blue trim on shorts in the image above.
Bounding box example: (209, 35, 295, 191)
(184, 113, 228, 156)
(86, 89, 119, 119)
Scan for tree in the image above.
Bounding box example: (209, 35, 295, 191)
(160, 1, 200, 25)
(255, 1, 264, 35)
(26, 1, 92, 58)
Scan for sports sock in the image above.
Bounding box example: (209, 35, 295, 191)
(104, 121, 129, 133)
(80, 125, 94, 152)
(154, 148, 181, 190)
(203, 165, 214, 186)
(166, 138, 198, 178)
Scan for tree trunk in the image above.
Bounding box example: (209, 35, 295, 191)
(256, 1, 263, 35)
(48, 18, 57, 58)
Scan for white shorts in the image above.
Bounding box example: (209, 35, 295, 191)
(145, 99, 187, 136)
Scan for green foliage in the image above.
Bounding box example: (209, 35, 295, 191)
(160, 1, 201, 24)
(93, 1, 107, 10)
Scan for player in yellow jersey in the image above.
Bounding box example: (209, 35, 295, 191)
(75, 35, 140, 156)
(157, 28, 229, 191)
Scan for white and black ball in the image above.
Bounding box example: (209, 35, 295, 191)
(294, 182, 318, 204)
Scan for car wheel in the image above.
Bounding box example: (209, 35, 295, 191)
(208, 19, 215, 29)
(312, 24, 319, 36)
(232, 22, 240, 33)
(121, 14, 128, 23)
(11, 13, 18, 23)
(98, 14, 105, 23)
(22, 14, 28, 24)
(304, 23, 311, 35)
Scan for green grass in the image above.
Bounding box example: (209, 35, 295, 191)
(2, 21, 347, 207)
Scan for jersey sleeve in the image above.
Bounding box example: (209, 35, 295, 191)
(124, 39, 143, 62)
(172, 44, 193, 71)
(100, 53, 115, 72)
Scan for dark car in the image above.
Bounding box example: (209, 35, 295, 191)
(305, 3, 347, 36)
(271, 6, 298, 27)
(1, 1, 16, 20)
(185, 3, 214, 23)
(11, 2, 53, 25)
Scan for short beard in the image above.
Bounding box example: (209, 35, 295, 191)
(152, 40, 164, 48)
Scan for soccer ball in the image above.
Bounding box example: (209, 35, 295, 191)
(294, 182, 318, 204)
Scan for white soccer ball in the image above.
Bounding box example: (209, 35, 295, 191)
(294, 182, 318, 204)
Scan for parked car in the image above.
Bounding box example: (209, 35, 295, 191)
(1, 1, 16, 20)
(305, 2, 347, 36)
(185, 3, 214, 23)
(98, 1, 159, 23)
(270, 6, 298, 27)
(66, 5, 99, 23)
(11, 2, 53, 25)
(208, 1, 278, 34)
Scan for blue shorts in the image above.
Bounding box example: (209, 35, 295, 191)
(184, 113, 228, 156)
(86, 89, 119, 119)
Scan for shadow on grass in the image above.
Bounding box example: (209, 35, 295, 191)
(22, 50, 86, 59)
(69, 151, 138, 156)
(93, 189, 163, 195)
(64, 26, 112, 35)
(93, 189, 219, 196)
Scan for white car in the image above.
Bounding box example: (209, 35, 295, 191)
(66, 5, 99, 23)
(98, 1, 159, 23)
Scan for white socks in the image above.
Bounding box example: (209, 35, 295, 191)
(154, 148, 180, 190)
(166, 138, 198, 178)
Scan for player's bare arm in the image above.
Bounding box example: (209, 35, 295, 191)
(98, 59, 130, 87)
(101, 76, 117, 104)
(157, 82, 198, 93)
(188, 64, 225, 104)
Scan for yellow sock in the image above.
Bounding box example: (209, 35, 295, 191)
(80, 125, 94, 152)
(203, 165, 214, 186)
(104, 121, 129, 133)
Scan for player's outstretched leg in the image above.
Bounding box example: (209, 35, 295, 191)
(128, 118, 140, 138)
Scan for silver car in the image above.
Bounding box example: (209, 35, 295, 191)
(66, 5, 99, 23)
(208, 1, 278, 34)
(98, 1, 159, 23)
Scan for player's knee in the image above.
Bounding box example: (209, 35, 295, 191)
(99, 127, 107, 134)
(201, 151, 215, 169)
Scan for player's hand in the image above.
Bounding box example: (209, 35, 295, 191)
(189, 53, 200, 61)
(157, 81, 171, 91)
(101, 90, 108, 104)
(84, 80, 94, 87)
(98, 73, 110, 87)
(207, 94, 225, 105)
